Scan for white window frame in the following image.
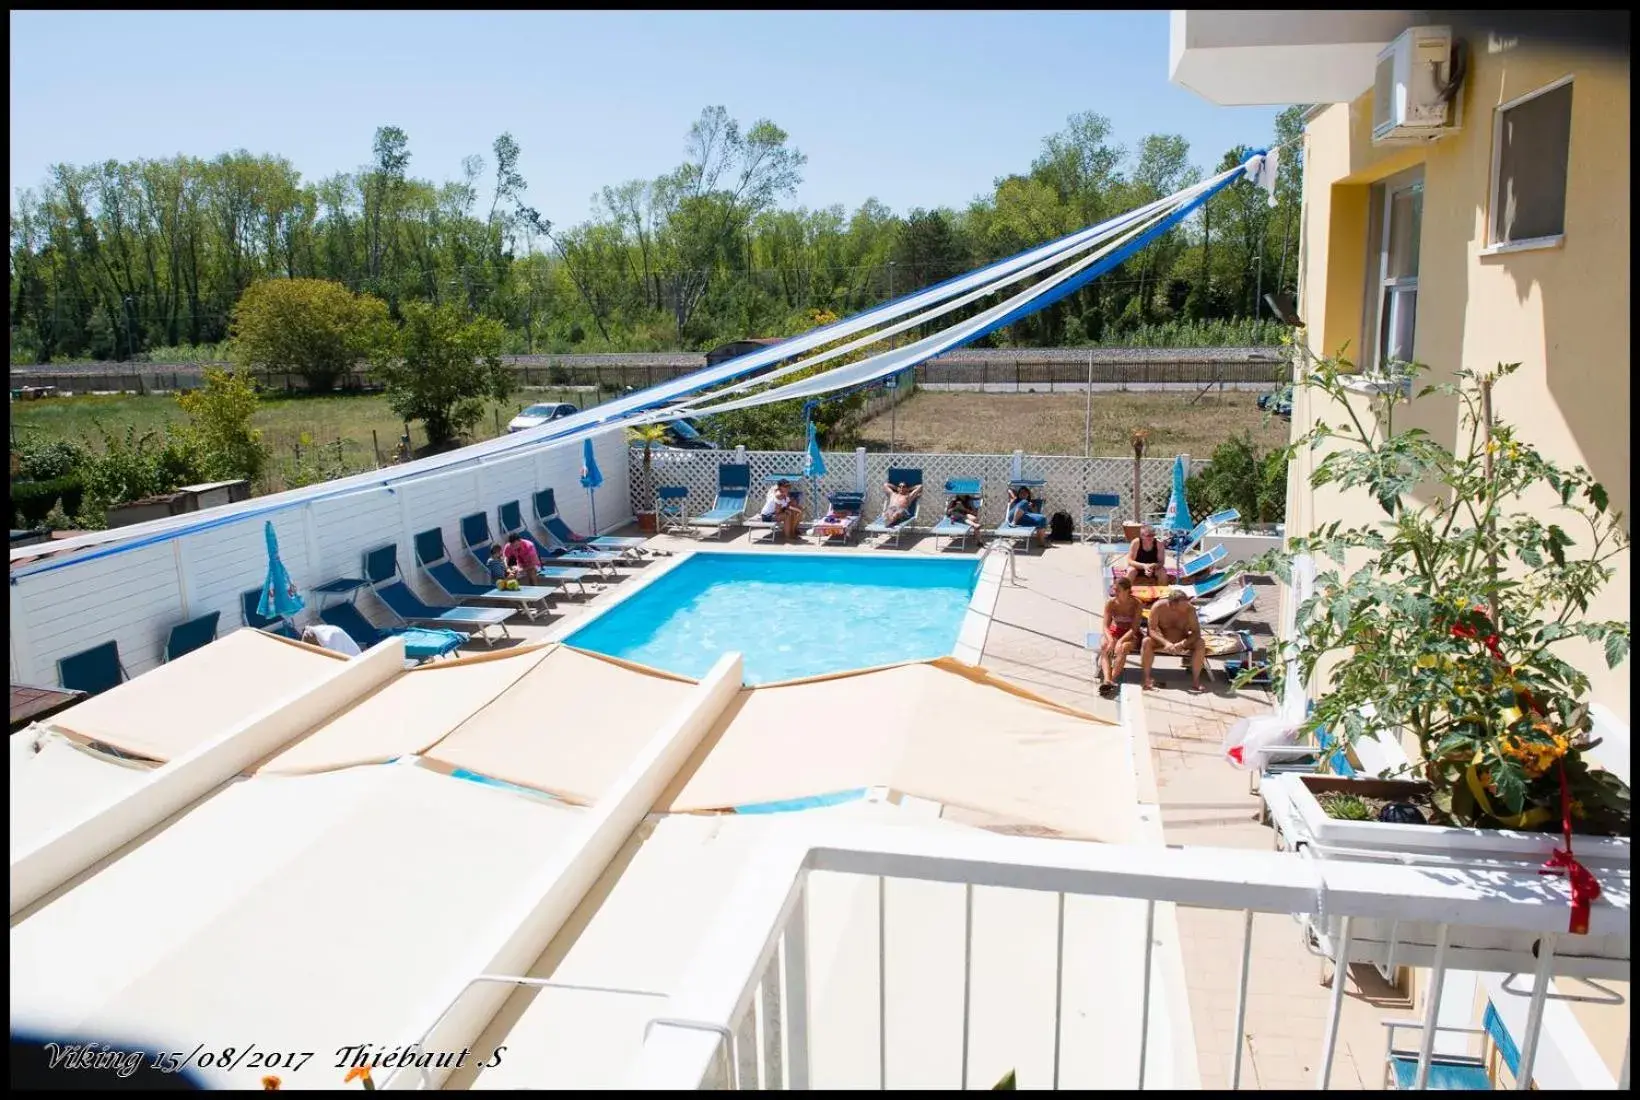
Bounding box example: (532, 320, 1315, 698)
(1482, 74, 1574, 256)
(1356, 167, 1423, 388)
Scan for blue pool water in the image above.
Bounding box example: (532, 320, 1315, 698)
(567, 553, 983, 684)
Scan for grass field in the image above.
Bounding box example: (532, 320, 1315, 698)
(853, 389, 1290, 457)
(11, 388, 587, 491)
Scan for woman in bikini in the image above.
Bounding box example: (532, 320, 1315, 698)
(1099, 576, 1142, 697)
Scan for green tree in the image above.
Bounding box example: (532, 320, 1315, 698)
(375, 301, 511, 447)
(175, 366, 268, 483)
(1185, 432, 1286, 524)
(230, 277, 390, 392)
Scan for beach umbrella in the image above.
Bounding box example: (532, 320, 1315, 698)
(579, 437, 605, 536)
(804, 409, 827, 513)
(1160, 454, 1192, 535)
(804, 412, 827, 480)
(256, 521, 305, 620)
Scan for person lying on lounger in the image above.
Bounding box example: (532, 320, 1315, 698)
(1006, 486, 1050, 549)
(882, 480, 922, 526)
(946, 494, 982, 530)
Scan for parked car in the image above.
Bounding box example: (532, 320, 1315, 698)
(1257, 391, 1292, 419)
(507, 402, 579, 433)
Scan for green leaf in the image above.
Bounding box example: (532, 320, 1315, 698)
(1604, 631, 1629, 669)
(993, 1070, 1018, 1090)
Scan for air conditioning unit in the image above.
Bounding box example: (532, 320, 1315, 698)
(1372, 26, 1463, 144)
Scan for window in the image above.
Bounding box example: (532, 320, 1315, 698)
(1361, 168, 1423, 375)
(1489, 78, 1573, 248)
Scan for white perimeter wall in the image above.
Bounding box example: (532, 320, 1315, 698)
(9, 429, 632, 686)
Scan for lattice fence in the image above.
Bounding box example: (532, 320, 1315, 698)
(630, 448, 1201, 531)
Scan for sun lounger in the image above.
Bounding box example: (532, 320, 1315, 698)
(1198, 582, 1257, 627)
(533, 488, 650, 556)
(1178, 543, 1228, 582)
(362, 544, 514, 646)
(318, 601, 465, 663)
(989, 483, 1050, 552)
(497, 499, 620, 579)
(58, 640, 127, 697)
(687, 463, 753, 540)
(414, 527, 556, 621)
(1169, 508, 1240, 570)
(810, 491, 864, 545)
(240, 588, 300, 639)
(865, 467, 924, 547)
(1174, 571, 1231, 602)
(932, 477, 984, 551)
(460, 512, 593, 597)
(164, 611, 220, 662)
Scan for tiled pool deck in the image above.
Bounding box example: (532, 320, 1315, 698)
(478, 525, 1395, 1089)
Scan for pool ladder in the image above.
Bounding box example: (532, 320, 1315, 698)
(982, 537, 1021, 585)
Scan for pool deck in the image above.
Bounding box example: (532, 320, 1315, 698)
(475, 525, 1395, 1089)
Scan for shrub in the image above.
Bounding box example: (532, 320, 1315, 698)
(1186, 433, 1287, 525)
(175, 367, 268, 483)
(15, 438, 90, 482)
(10, 475, 85, 526)
(373, 302, 512, 447)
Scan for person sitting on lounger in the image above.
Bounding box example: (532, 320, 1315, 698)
(882, 480, 923, 527)
(503, 532, 542, 588)
(1098, 577, 1141, 697)
(946, 494, 982, 530)
(1006, 486, 1050, 548)
(759, 479, 804, 539)
(485, 544, 520, 589)
(1126, 523, 1165, 583)
(1142, 588, 1207, 694)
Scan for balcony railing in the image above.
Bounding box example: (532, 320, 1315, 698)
(625, 819, 1629, 1090)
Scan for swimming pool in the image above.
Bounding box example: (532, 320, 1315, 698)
(566, 552, 984, 684)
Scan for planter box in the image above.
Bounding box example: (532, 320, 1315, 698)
(636, 511, 658, 535)
(1266, 774, 1630, 980)
(1209, 529, 1283, 568)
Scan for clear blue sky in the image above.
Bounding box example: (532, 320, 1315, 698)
(9, 11, 1284, 225)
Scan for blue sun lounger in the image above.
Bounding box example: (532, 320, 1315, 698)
(746, 472, 806, 541)
(687, 463, 753, 540)
(497, 499, 620, 580)
(362, 544, 514, 646)
(460, 513, 593, 598)
(865, 467, 924, 547)
(415, 527, 556, 621)
(318, 600, 465, 663)
(164, 611, 221, 662)
(533, 488, 649, 557)
(241, 588, 300, 639)
(58, 640, 127, 697)
(931, 477, 984, 551)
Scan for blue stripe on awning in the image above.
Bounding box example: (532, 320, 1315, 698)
(732, 788, 871, 814)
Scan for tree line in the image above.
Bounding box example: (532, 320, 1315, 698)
(10, 105, 1305, 366)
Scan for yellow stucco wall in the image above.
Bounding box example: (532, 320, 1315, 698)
(1292, 38, 1631, 721)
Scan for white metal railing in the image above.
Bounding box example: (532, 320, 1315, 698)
(625, 820, 1629, 1091)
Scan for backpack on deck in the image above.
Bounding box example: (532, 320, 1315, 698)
(1049, 511, 1074, 542)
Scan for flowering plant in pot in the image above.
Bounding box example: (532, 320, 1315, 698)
(1259, 355, 1629, 851)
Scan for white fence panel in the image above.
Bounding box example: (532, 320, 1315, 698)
(478, 453, 540, 531)
(16, 542, 185, 682)
(186, 508, 313, 624)
(632, 450, 1203, 529)
(309, 487, 401, 583)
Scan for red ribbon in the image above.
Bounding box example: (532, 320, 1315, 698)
(1540, 761, 1601, 935)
